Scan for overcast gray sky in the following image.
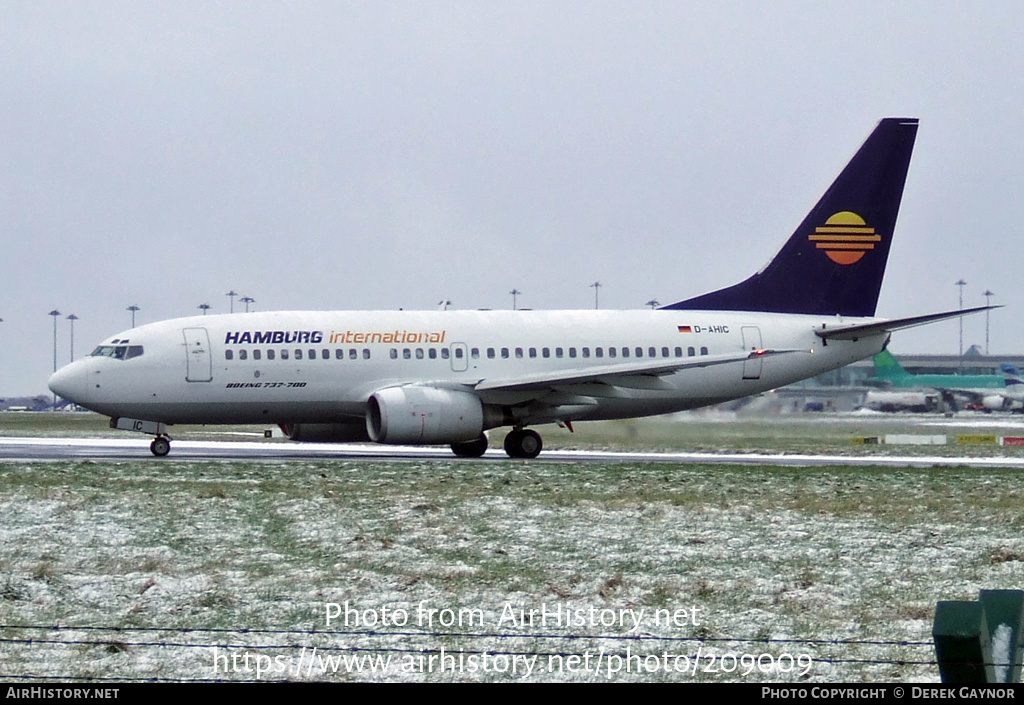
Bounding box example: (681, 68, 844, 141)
(2, 1, 1021, 396)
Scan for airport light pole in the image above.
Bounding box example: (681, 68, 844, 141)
(198, 303, 211, 315)
(240, 296, 254, 313)
(510, 289, 521, 310)
(128, 304, 140, 328)
(955, 279, 966, 373)
(646, 299, 660, 309)
(49, 310, 60, 409)
(591, 281, 601, 310)
(67, 314, 78, 362)
(984, 290, 994, 355)
(227, 290, 237, 314)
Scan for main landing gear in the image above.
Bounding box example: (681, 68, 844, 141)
(450, 434, 489, 458)
(448, 428, 544, 459)
(503, 428, 542, 459)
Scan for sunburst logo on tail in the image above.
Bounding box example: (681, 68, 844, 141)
(809, 211, 880, 265)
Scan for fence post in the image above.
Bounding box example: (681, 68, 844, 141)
(979, 589, 1024, 683)
(933, 600, 995, 683)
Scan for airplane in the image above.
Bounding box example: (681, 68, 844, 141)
(48, 117, 994, 458)
(870, 349, 1023, 412)
(862, 389, 942, 414)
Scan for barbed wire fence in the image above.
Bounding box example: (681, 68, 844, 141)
(0, 623, 939, 682)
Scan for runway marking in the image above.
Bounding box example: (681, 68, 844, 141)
(2, 437, 1023, 467)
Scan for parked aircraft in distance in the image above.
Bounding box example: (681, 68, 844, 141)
(49, 118, 992, 457)
(863, 389, 942, 414)
(871, 350, 1022, 412)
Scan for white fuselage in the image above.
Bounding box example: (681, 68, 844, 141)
(50, 308, 887, 429)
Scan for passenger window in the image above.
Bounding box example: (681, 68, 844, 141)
(701, 346, 709, 356)
(309, 348, 317, 359)
(622, 348, 629, 358)
(662, 347, 669, 358)
(336, 349, 344, 360)
(582, 347, 589, 358)
(542, 348, 550, 358)
(471, 348, 479, 359)
(453, 348, 462, 359)
(608, 347, 616, 358)
(569, 347, 577, 358)
(688, 347, 695, 357)
(254, 349, 262, 361)
(487, 348, 495, 359)
(390, 349, 398, 359)
(225, 350, 234, 361)
(529, 348, 537, 358)
(429, 348, 437, 359)
(649, 347, 657, 358)
(635, 347, 643, 357)
(441, 348, 450, 359)
(515, 348, 523, 358)
(555, 347, 563, 358)
(675, 347, 682, 357)
(403, 348, 411, 359)
(240, 349, 248, 360)
(350, 349, 358, 360)
(363, 349, 370, 359)
(416, 348, 424, 359)
(501, 348, 509, 359)
(281, 349, 289, 360)
(295, 349, 303, 360)
(268, 349, 275, 361)
(596, 347, 603, 358)
(322, 349, 329, 360)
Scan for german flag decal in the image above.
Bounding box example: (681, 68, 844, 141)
(678, 326, 692, 333)
(808, 211, 880, 265)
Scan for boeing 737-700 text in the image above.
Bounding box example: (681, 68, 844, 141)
(48, 118, 990, 458)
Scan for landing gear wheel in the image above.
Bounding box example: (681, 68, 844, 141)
(451, 434, 489, 458)
(504, 429, 542, 459)
(150, 437, 171, 457)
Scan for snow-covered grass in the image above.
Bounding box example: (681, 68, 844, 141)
(3, 457, 1024, 682)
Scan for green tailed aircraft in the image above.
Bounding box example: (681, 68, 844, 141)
(871, 350, 1023, 411)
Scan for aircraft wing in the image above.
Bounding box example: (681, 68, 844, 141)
(474, 348, 805, 392)
(815, 305, 998, 341)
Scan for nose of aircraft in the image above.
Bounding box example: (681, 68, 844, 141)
(48, 361, 88, 405)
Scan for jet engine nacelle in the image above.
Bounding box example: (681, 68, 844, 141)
(367, 386, 485, 444)
(281, 422, 371, 443)
(982, 395, 1008, 411)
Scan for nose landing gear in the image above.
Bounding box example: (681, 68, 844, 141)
(110, 417, 173, 457)
(150, 436, 172, 457)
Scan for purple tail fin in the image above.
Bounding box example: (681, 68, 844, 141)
(663, 118, 918, 317)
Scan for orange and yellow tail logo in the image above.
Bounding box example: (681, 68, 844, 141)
(808, 211, 880, 265)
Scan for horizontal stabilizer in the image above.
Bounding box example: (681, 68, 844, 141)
(815, 305, 998, 341)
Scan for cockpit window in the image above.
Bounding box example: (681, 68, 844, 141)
(91, 345, 144, 360)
